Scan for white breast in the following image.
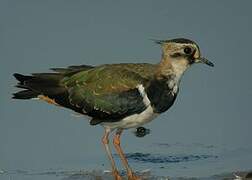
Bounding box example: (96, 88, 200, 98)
(102, 106, 158, 130)
(101, 84, 158, 130)
(169, 59, 189, 94)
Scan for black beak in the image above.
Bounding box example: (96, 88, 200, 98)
(197, 57, 214, 67)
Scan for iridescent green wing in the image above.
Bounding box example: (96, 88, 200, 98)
(61, 64, 156, 124)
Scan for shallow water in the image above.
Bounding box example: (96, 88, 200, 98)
(1, 142, 252, 180)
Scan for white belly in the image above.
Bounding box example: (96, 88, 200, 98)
(101, 106, 158, 130)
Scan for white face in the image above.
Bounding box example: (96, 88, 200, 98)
(163, 42, 201, 65)
(156, 38, 214, 80)
(163, 42, 200, 78)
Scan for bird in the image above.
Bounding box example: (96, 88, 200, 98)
(13, 38, 214, 180)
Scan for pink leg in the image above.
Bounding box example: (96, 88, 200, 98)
(113, 129, 141, 180)
(102, 128, 122, 180)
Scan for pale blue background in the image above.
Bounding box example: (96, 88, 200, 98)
(0, 0, 251, 179)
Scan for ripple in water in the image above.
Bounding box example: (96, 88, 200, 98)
(124, 153, 218, 163)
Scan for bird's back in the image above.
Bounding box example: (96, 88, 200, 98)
(62, 63, 157, 91)
(13, 63, 159, 125)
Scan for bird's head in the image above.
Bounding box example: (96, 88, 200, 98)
(155, 38, 214, 70)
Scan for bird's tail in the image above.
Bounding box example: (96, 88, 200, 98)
(12, 73, 64, 100)
(13, 65, 94, 112)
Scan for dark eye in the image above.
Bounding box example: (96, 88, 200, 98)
(184, 47, 192, 54)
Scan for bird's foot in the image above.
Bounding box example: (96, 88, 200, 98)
(113, 170, 122, 180)
(127, 172, 141, 180)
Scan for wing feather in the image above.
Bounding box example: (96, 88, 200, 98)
(62, 64, 154, 124)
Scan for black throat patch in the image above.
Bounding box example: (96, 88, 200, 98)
(146, 78, 178, 113)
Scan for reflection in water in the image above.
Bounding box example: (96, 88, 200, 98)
(125, 152, 218, 164)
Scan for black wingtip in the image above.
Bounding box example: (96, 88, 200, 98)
(13, 73, 22, 80)
(13, 73, 26, 82)
(12, 93, 19, 99)
(12, 90, 38, 99)
(13, 73, 33, 85)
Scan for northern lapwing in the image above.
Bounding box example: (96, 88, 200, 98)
(13, 38, 214, 180)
